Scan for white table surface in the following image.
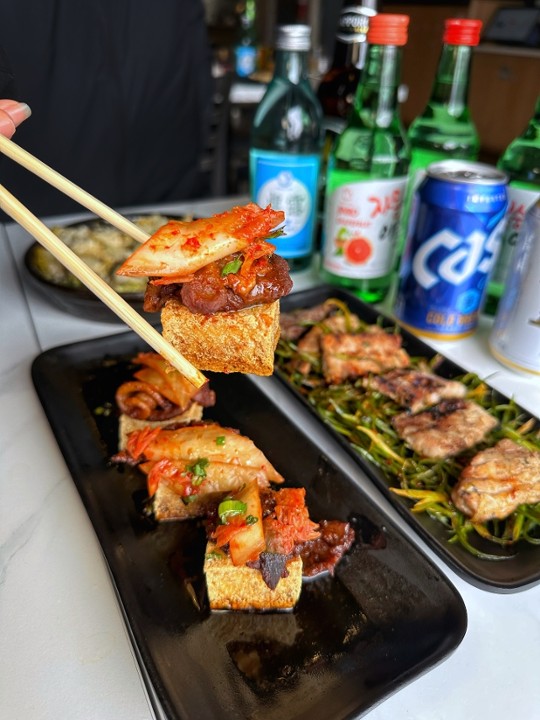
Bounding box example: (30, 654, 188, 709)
(2, 198, 540, 720)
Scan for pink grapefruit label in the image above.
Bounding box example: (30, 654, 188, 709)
(323, 176, 407, 278)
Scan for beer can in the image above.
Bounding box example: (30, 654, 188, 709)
(394, 160, 508, 339)
(489, 198, 540, 376)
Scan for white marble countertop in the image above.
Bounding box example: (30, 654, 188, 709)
(2, 198, 540, 720)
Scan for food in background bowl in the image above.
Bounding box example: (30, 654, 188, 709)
(23, 214, 191, 323)
(27, 214, 187, 292)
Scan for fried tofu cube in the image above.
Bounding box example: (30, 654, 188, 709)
(204, 544, 303, 611)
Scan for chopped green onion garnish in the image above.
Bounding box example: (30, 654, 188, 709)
(218, 499, 247, 523)
(185, 457, 209, 484)
(215, 435, 226, 446)
(221, 257, 243, 276)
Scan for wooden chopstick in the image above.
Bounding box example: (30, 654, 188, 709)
(0, 185, 207, 389)
(0, 134, 149, 243)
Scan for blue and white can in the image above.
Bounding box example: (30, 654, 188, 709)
(394, 160, 508, 339)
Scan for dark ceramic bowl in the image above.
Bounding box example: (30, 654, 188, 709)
(23, 214, 185, 324)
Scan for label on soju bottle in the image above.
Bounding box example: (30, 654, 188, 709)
(491, 182, 539, 285)
(322, 173, 407, 278)
(235, 46, 257, 78)
(251, 150, 320, 259)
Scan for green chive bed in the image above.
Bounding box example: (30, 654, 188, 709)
(275, 307, 540, 560)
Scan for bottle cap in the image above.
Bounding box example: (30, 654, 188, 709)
(275, 25, 311, 52)
(367, 14, 409, 46)
(443, 18, 483, 46)
(336, 5, 376, 45)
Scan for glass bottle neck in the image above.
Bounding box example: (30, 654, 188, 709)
(273, 49, 310, 84)
(352, 44, 403, 127)
(331, 40, 366, 70)
(429, 43, 473, 116)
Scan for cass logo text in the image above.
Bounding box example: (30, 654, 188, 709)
(412, 228, 499, 289)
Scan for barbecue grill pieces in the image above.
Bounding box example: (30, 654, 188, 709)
(279, 301, 540, 527)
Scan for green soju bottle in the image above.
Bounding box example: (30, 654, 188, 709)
(250, 25, 323, 272)
(320, 13, 410, 303)
(399, 19, 482, 246)
(408, 18, 482, 168)
(485, 95, 540, 315)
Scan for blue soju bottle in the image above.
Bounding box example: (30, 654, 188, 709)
(250, 25, 323, 271)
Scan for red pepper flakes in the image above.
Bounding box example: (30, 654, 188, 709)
(183, 236, 201, 251)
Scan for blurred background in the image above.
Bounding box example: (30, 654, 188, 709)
(205, 0, 540, 195)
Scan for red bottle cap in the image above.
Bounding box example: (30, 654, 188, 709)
(443, 18, 483, 46)
(367, 14, 409, 46)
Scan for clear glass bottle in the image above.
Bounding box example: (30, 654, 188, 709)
(320, 13, 410, 303)
(250, 25, 323, 272)
(485, 95, 540, 315)
(399, 18, 482, 248)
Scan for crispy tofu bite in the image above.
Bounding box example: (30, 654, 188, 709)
(113, 423, 284, 521)
(116, 203, 292, 375)
(205, 483, 354, 611)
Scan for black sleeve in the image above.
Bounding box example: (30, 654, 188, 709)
(0, 0, 213, 217)
(0, 45, 17, 98)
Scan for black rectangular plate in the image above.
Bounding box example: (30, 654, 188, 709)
(279, 286, 540, 593)
(32, 331, 466, 720)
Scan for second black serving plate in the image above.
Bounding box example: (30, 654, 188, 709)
(279, 286, 540, 593)
(32, 331, 466, 720)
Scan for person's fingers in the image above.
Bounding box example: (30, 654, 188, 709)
(0, 101, 31, 138)
(0, 110, 17, 138)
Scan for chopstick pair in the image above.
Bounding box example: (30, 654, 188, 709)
(0, 134, 207, 389)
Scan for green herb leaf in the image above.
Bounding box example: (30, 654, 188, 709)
(221, 257, 243, 276)
(215, 435, 226, 446)
(185, 457, 209, 485)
